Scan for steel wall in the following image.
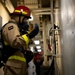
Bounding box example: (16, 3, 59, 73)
(60, 0, 75, 75)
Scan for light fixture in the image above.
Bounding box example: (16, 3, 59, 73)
(36, 46, 41, 49)
(38, 49, 41, 52)
(30, 46, 34, 52)
(29, 13, 33, 21)
(5, 0, 15, 13)
(34, 40, 40, 45)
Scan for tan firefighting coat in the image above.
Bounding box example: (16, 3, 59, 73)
(2, 19, 29, 75)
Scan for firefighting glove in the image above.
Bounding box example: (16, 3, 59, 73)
(25, 50, 34, 63)
(28, 23, 39, 39)
(0, 62, 4, 68)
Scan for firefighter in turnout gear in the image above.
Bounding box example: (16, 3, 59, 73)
(1, 6, 39, 75)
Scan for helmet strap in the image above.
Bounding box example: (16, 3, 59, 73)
(19, 12, 22, 25)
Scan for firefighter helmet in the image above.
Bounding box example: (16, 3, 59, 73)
(11, 6, 31, 18)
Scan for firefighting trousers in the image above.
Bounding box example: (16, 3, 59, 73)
(3, 59, 28, 75)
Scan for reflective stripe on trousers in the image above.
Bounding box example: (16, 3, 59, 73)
(8, 55, 26, 62)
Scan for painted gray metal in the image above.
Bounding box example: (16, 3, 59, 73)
(60, 0, 75, 75)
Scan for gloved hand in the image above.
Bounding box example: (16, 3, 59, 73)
(25, 50, 34, 63)
(0, 62, 4, 68)
(28, 23, 39, 39)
